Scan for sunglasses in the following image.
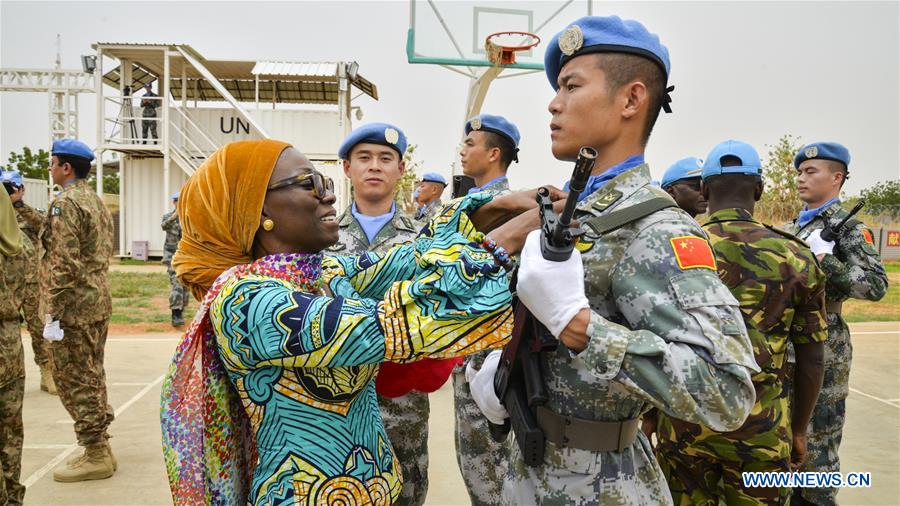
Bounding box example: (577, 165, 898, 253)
(267, 171, 335, 200)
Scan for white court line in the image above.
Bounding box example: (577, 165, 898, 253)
(24, 444, 73, 450)
(849, 387, 900, 409)
(23, 374, 165, 488)
(851, 330, 900, 335)
(107, 338, 178, 342)
(110, 382, 152, 386)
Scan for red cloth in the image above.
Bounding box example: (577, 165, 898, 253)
(375, 358, 463, 397)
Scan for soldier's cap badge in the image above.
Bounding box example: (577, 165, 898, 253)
(384, 128, 400, 145)
(805, 146, 818, 158)
(559, 25, 584, 56)
(470, 118, 482, 131)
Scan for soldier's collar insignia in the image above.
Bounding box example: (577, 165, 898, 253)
(384, 128, 400, 145)
(805, 146, 818, 158)
(591, 189, 623, 213)
(470, 118, 482, 130)
(559, 25, 584, 56)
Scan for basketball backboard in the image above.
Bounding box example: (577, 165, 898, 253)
(407, 0, 592, 71)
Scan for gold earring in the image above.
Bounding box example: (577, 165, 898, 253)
(262, 218, 275, 231)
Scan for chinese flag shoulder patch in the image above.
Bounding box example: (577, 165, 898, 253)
(862, 229, 875, 245)
(670, 236, 717, 271)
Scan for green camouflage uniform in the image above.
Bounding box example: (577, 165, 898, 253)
(42, 179, 115, 446)
(656, 207, 827, 506)
(326, 203, 426, 506)
(783, 200, 888, 505)
(504, 166, 759, 505)
(450, 177, 512, 506)
(14, 203, 49, 368)
(414, 199, 442, 225)
(1, 225, 27, 505)
(161, 210, 188, 311)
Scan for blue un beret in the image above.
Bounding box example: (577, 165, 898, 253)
(544, 16, 672, 112)
(420, 172, 447, 186)
(793, 142, 851, 171)
(51, 138, 95, 162)
(338, 122, 407, 160)
(171, 191, 180, 201)
(0, 170, 24, 187)
(465, 114, 521, 148)
(701, 140, 762, 179)
(661, 157, 703, 188)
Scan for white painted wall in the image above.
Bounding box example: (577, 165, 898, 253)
(22, 176, 49, 210)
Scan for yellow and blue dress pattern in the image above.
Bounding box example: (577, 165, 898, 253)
(208, 199, 513, 505)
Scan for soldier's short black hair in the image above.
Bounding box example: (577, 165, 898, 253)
(593, 53, 666, 146)
(481, 131, 517, 169)
(57, 154, 92, 179)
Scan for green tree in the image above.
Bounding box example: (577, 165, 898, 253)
(87, 173, 120, 195)
(4, 147, 50, 180)
(395, 143, 423, 215)
(860, 180, 900, 220)
(757, 134, 803, 225)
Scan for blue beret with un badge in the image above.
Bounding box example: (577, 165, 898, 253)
(51, 138, 95, 161)
(544, 15, 674, 112)
(465, 114, 521, 162)
(420, 172, 447, 186)
(701, 140, 762, 179)
(1, 170, 24, 187)
(338, 122, 407, 160)
(661, 157, 703, 188)
(793, 142, 851, 171)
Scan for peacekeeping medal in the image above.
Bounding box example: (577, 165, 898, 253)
(559, 25, 584, 56)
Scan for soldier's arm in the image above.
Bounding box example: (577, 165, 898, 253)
(16, 203, 45, 235)
(570, 219, 758, 431)
(821, 223, 888, 301)
(161, 211, 177, 232)
(45, 201, 83, 321)
(790, 254, 827, 443)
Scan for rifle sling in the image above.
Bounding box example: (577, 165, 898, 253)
(582, 197, 676, 236)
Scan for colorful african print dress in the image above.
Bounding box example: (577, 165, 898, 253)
(160, 195, 513, 506)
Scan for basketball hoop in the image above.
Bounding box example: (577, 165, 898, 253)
(485, 31, 541, 66)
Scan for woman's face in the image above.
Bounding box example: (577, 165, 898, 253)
(259, 147, 338, 255)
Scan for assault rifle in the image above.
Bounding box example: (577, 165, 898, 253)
(488, 146, 596, 466)
(821, 200, 866, 242)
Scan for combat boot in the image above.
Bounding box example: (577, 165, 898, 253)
(54, 441, 116, 482)
(171, 309, 184, 327)
(67, 435, 117, 471)
(39, 364, 58, 395)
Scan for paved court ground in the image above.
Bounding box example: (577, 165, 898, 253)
(16, 322, 900, 505)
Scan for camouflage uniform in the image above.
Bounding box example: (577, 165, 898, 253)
(783, 200, 888, 505)
(451, 177, 512, 505)
(14, 203, 50, 369)
(504, 165, 759, 505)
(656, 207, 827, 506)
(1, 225, 27, 505)
(41, 179, 115, 446)
(326, 203, 426, 506)
(414, 199, 442, 225)
(161, 210, 188, 311)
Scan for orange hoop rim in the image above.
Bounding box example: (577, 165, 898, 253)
(485, 31, 541, 52)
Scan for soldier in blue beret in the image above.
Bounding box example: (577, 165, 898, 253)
(785, 141, 887, 506)
(414, 172, 447, 223)
(467, 15, 758, 506)
(460, 114, 520, 196)
(660, 156, 707, 217)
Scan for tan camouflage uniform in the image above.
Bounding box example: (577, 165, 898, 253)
(326, 203, 425, 506)
(41, 179, 115, 447)
(504, 165, 759, 505)
(450, 177, 512, 506)
(14, 203, 50, 369)
(656, 207, 827, 506)
(1, 218, 27, 505)
(783, 200, 888, 505)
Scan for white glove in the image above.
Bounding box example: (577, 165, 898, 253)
(466, 350, 508, 425)
(515, 230, 590, 337)
(43, 318, 64, 342)
(806, 229, 835, 256)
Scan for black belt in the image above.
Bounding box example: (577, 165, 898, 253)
(536, 406, 640, 453)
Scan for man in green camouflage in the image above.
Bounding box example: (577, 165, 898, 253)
(161, 192, 187, 327)
(655, 140, 827, 505)
(784, 141, 888, 506)
(2, 171, 56, 394)
(42, 139, 117, 482)
(1, 190, 28, 505)
(469, 16, 759, 505)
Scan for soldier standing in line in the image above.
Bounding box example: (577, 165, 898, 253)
(413, 172, 447, 224)
(161, 191, 187, 327)
(469, 16, 759, 504)
(784, 142, 888, 505)
(327, 123, 427, 506)
(2, 170, 56, 394)
(42, 139, 117, 482)
(460, 114, 519, 196)
(660, 156, 707, 218)
(0, 189, 28, 505)
(655, 140, 827, 505)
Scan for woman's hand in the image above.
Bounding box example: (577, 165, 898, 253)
(487, 197, 577, 256)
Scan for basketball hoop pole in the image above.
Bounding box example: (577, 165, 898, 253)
(450, 67, 502, 179)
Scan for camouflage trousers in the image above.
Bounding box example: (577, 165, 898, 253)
(378, 391, 429, 506)
(21, 282, 50, 367)
(50, 320, 115, 446)
(167, 265, 188, 312)
(657, 446, 791, 506)
(0, 374, 25, 505)
(451, 369, 508, 506)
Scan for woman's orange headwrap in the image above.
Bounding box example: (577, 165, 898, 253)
(173, 139, 291, 300)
